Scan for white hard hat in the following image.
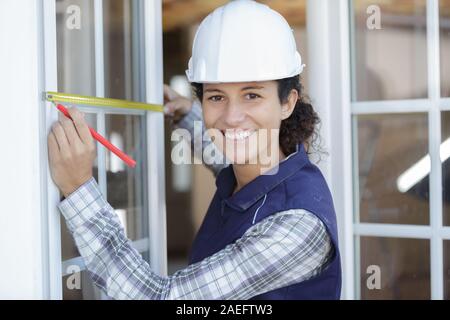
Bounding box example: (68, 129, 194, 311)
(185, 0, 305, 83)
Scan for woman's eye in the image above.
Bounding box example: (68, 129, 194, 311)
(245, 93, 261, 100)
(208, 95, 224, 102)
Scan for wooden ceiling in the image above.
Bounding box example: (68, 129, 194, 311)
(163, 0, 306, 32)
(163, 0, 450, 32)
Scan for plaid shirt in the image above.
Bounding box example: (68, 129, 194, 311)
(58, 178, 332, 300)
(57, 100, 332, 300)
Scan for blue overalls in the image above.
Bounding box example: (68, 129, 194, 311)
(189, 144, 342, 300)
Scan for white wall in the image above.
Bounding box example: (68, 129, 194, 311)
(0, 0, 47, 299)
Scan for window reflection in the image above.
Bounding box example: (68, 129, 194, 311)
(56, 0, 96, 96)
(351, 0, 428, 101)
(355, 113, 429, 225)
(441, 112, 450, 226)
(62, 270, 103, 300)
(359, 236, 430, 299)
(445, 240, 450, 299)
(105, 114, 147, 241)
(441, 0, 450, 97)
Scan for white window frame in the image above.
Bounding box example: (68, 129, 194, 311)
(39, 0, 167, 299)
(308, 0, 448, 300)
(307, 0, 354, 300)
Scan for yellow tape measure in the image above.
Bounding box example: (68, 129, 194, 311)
(45, 91, 164, 113)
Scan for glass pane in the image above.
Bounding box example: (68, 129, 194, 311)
(442, 112, 450, 226)
(103, 0, 141, 101)
(105, 114, 147, 241)
(351, 0, 427, 101)
(445, 240, 450, 299)
(359, 236, 430, 299)
(56, 0, 96, 95)
(355, 113, 429, 225)
(62, 270, 102, 300)
(442, 0, 450, 97)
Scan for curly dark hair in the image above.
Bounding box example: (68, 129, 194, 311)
(191, 75, 322, 157)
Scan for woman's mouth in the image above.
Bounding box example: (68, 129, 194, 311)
(222, 129, 257, 141)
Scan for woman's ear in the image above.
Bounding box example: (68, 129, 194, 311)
(281, 89, 299, 120)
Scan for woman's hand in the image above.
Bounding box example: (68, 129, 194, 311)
(48, 108, 96, 198)
(163, 84, 193, 122)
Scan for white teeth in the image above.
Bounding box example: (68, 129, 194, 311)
(224, 130, 255, 141)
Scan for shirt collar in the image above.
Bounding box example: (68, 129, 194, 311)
(215, 144, 309, 212)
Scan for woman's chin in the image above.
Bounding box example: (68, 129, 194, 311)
(222, 147, 260, 165)
(212, 135, 274, 166)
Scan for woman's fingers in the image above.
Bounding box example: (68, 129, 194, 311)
(51, 122, 70, 153)
(163, 85, 194, 121)
(163, 84, 179, 103)
(163, 84, 170, 100)
(164, 101, 176, 116)
(51, 107, 95, 161)
(59, 113, 81, 146)
(48, 131, 61, 162)
(47, 107, 96, 197)
(67, 108, 94, 147)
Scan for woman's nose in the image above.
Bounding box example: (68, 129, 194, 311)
(223, 102, 246, 126)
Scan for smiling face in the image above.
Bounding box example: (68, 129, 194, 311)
(201, 81, 298, 166)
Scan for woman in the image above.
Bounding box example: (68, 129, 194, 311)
(48, 0, 341, 299)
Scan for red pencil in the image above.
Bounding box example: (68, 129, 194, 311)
(56, 104, 137, 168)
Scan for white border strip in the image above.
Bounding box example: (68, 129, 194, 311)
(144, 0, 168, 276)
(41, 0, 62, 300)
(427, 0, 444, 300)
(94, 0, 105, 98)
(37, 0, 50, 299)
(94, 0, 108, 300)
(336, 0, 355, 301)
(94, 0, 107, 199)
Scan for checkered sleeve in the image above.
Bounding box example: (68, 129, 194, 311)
(58, 177, 333, 300)
(174, 99, 228, 177)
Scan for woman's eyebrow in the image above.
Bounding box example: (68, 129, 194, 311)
(204, 88, 225, 93)
(204, 86, 265, 94)
(241, 86, 265, 91)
